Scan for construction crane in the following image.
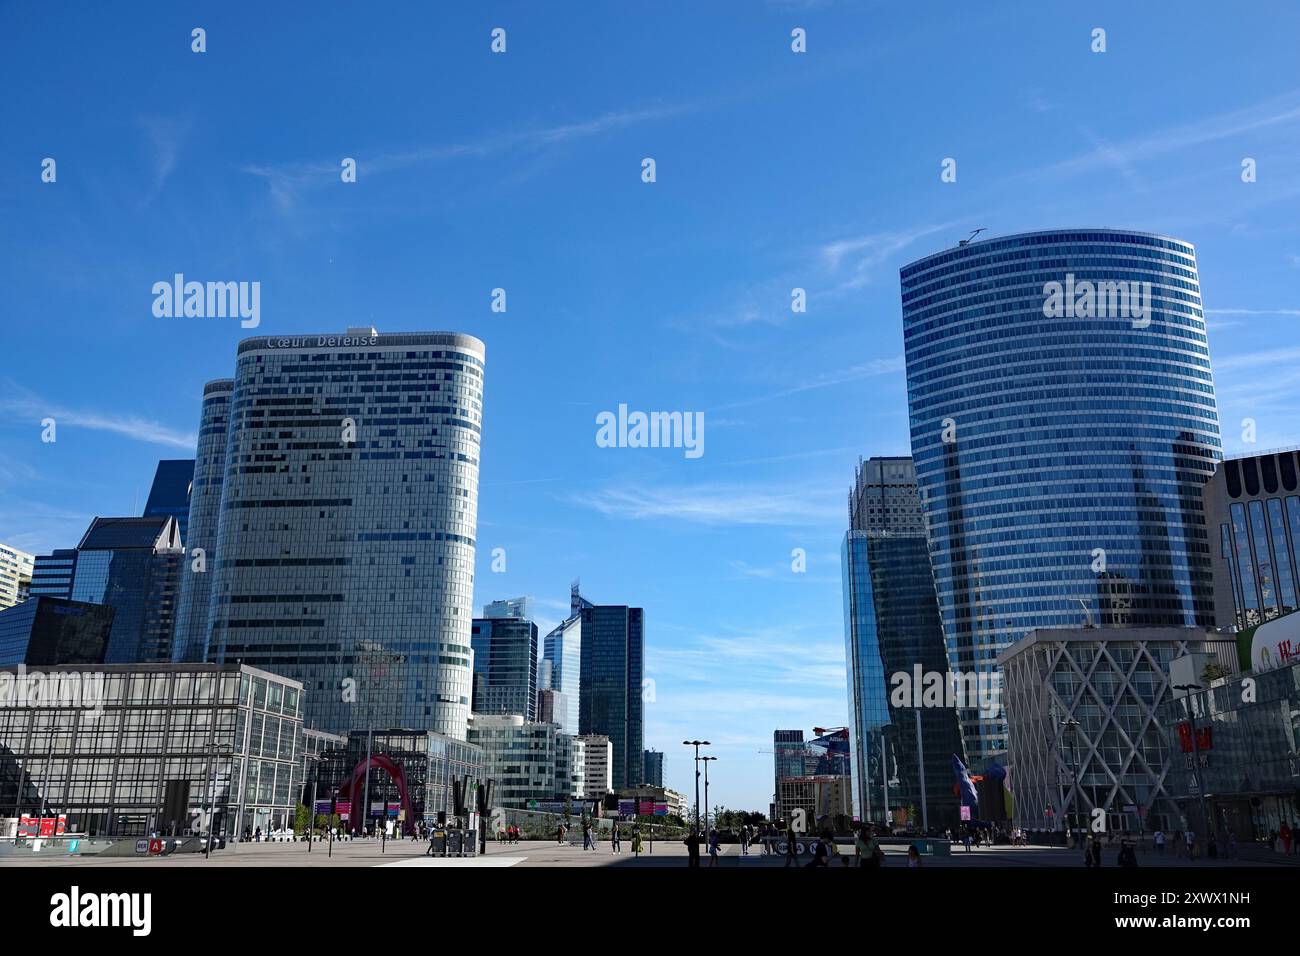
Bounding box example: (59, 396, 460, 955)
(958, 228, 986, 247)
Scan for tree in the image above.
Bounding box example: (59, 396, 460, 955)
(294, 803, 311, 834)
(1202, 662, 1231, 684)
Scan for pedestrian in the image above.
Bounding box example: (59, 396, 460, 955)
(907, 845, 922, 868)
(1118, 839, 1138, 868)
(1153, 829, 1165, 853)
(739, 824, 749, 855)
(611, 822, 621, 853)
(1186, 828, 1197, 859)
(962, 827, 972, 853)
(631, 825, 643, 857)
(684, 827, 701, 868)
(784, 826, 799, 868)
(708, 828, 720, 867)
(805, 835, 829, 868)
(1280, 822, 1293, 855)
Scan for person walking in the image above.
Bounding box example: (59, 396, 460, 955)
(739, 824, 749, 856)
(684, 827, 701, 868)
(1186, 828, 1197, 860)
(784, 826, 799, 867)
(611, 822, 621, 853)
(631, 825, 643, 857)
(1280, 821, 1293, 855)
(707, 828, 721, 867)
(907, 845, 922, 868)
(1153, 829, 1165, 853)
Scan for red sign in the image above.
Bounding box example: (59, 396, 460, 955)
(18, 815, 67, 838)
(1177, 723, 1213, 753)
(148, 838, 164, 855)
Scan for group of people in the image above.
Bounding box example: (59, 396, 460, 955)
(553, 820, 647, 855)
(495, 823, 523, 844)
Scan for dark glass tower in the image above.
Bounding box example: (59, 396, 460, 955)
(172, 379, 233, 662)
(143, 459, 195, 543)
(70, 516, 183, 663)
(470, 614, 538, 719)
(900, 230, 1221, 759)
(574, 584, 644, 789)
(842, 456, 967, 826)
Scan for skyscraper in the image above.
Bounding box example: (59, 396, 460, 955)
(172, 379, 233, 663)
(900, 229, 1221, 758)
(27, 549, 77, 600)
(541, 614, 581, 734)
(574, 584, 644, 789)
(0, 544, 34, 610)
(643, 748, 664, 788)
(471, 611, 538, 719)
(143, 459, 195, 543)
(201, 329, 486, 739)
(842, 456, 965, 826)
(482, 596, 532, 621)
(70, 516, 183, 662)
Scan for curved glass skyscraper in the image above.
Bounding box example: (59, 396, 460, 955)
(201, 329, 485, 740)
(173, 378, 233, 662)
(901, 230, 1221, 758)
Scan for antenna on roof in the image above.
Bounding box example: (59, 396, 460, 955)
(958, 228, 986, 247)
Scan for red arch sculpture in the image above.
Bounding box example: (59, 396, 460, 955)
(336, 754, 416, 835)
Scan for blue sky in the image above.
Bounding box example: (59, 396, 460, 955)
(2, 1, 1300, 810)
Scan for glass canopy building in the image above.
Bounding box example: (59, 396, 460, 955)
(195, 329, 486, 740)
(901, 230, 1221, 758)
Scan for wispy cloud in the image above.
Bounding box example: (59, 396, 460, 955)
(244, 103, 694, 210)
(710, 356, 904, 412)
(138, 115, 190, 190)
(818, 221, 958, 291)
(0, 385, 195, 450)
(1039, 89, 1300, 180)
(572, 481, 842, 526)
(1207, 307, 1300, 317)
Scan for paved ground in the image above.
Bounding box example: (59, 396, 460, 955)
(3, 837, 1297, 867)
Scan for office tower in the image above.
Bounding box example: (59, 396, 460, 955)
(0, 596, 116, 667)
(142, 459, 195, 543)
(68, 516, 183, 663)
(467, 714, 577, 808)
(27, 549, 77, 600)
(772, 728, 852, 823)
(643, 749, 664, 788)
(577, 734, 614, 798)
(1202, 450, 1300, 630)
(482, 596, 532, 621)
(542, 614, 581, 734)
(842, 456, 966, 825)
(900, 229, 1221, 759)
(203, 329, 486, 739)
(172, 379, 233, 663)
(0, 544, 34, 610)
(536, 688, 569, 727)
(573, 584, 644, 789)
(470, 614, 538, 719)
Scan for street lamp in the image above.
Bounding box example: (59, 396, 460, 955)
(1173, 683, 1213, 846)
(681, 740, 710, 834)
(1059, 716, 1081, 838)
(304, 752, 325, 853)
(701, 756, 718, 835)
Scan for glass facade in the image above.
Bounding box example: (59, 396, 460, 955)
(0, 663, 302, 838)
(574, 588, 644, 789)
(70, 517, 183, 664)
(0, 596, 115, 667)
(643, 748, 664, 787)
(542, 615, 581, 734)
(143, 459, 195, 544)
(27, 549, 77, 600)
(470, 616, 538, 719)
(0, 543, 34, 610)
(1159, 659, 1300, 841)
(203, 331, 486, 740)
(173, 379, 233, 663)
(901, 230, 1221, 759)
(467, 714, 576, 808)
(843, 456, 966, 826)
(1203, 451, 1300, 630)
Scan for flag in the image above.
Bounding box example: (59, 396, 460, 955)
(952, 754, 979, 807)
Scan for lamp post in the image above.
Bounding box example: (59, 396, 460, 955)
(681, 740, 710, 834)
(304, 753, 324, 853)
(1059, 716, 1081, 838)
(701, 756, 718, 835)
(1173, 683, 1212, 845)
